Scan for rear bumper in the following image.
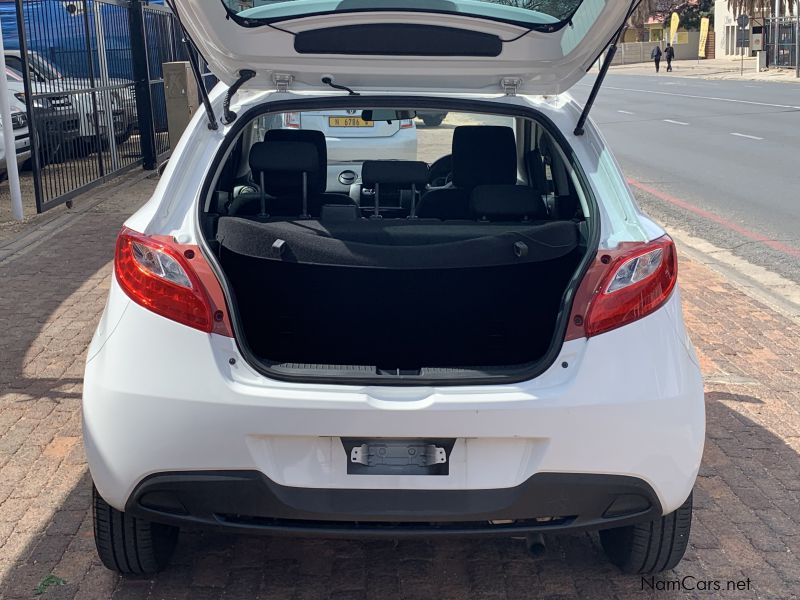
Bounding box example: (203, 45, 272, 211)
(125, 470, 662, 537)
(84, 279, 704, 519)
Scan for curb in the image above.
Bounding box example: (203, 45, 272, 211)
(672, 228, 800, 324)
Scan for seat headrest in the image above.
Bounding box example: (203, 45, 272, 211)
(452, 126, 517, 189)
(471, 185, 548, 221)
(264, 129, 327, 195)
(249, 141, 319, 196)
(361, 160, 428, 186)
(249, 141, 319, 174)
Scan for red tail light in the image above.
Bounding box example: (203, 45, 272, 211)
(400, 119, 414, 129)
(566, 236, 678, 340)
(115, 228, 232, 336)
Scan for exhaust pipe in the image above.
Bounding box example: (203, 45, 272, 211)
(525, 533, 547, 557)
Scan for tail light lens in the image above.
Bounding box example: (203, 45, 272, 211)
(400, 119, 414, 129)
(284, 112, 301, 128)
(567, 236, 678, 340)
(115, 228, 232, 336)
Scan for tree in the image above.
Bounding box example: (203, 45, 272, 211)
(726, 1, 796, 16)
(628, 1, 684, 40)
(663, 1, 714, 30)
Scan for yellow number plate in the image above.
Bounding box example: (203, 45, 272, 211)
(328, 117, 374, 127)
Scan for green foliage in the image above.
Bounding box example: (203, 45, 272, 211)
(664, 0, 715, 30)
(34, 574, 66, 596)
(727, 1, 796, 17)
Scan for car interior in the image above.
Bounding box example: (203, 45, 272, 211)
(201, 108, 592, 380)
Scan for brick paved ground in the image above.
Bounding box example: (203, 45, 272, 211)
(0, 174, 798, 600)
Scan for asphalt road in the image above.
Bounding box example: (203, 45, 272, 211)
(571, 72, 800, 285)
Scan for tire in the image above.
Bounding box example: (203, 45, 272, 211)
(600, 492, 692, 574)
(422, 114, 445, 127)
(92, 485, 178, 575)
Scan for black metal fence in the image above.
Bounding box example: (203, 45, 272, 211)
(13, 0, 186, 212)
(764, 16, 799, 68)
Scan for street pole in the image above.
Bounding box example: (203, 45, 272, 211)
(796, 0, 799, 77)
(774, 0, 781, 66)
(91, 1, 120, 171)
(0, 22, 24, 221)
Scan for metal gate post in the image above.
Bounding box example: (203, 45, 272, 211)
(14, 0, 44, 212)
(79, 0, 106, 178)
(129, 0, 157, 170)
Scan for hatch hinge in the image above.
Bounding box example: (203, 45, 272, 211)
(501, 77, 522, 96)
(273, 73, 294, 92)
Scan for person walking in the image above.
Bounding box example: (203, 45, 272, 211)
(665, 43, 675, 72)
(651, 45, 662, 73)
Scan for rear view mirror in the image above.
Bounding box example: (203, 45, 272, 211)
(361, 110, 417, 122)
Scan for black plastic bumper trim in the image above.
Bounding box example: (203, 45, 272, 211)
(125, 471, 662, 537)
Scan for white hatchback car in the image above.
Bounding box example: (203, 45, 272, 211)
(83, 0, 704, 577)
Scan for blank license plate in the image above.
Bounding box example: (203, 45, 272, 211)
(328, 117, 373, 127)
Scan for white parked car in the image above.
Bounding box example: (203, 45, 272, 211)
(83, 0, 705, 578)
(4, 50, 129, 148)
(4, 66, 80, 165)
(0, 95, 31, 178)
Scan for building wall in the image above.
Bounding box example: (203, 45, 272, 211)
(714, 0, 736, 56)
(714, 0, 770, 57)
(609, 32, 703, 65)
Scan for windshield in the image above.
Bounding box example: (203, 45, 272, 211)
(5, 68, 23, 82)
(222, 0, 584, 28)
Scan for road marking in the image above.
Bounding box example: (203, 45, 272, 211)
(627, 178, 800, 258)
(594, 85, 800, 110)
(617, 110, 635, 115)
(730, 132, 764, 140)
(663, 119, 689, 125)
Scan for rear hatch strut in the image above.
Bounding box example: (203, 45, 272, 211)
(574, 1, 640, 136)
(166, 0, 218, 130)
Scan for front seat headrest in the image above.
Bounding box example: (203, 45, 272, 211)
(471, 185, 548, 221)
(452, 126, 517, 189)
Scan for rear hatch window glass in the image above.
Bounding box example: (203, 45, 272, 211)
(222, 0, 586, 29)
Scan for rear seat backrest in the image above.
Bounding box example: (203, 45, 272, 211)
(418, 125, 517, 220)
(471, 185, 548, 222)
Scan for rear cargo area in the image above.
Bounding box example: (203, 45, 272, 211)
(216, 217, 583, 372)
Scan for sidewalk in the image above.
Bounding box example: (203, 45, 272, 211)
(610, 57, 800, 83)
(0, 176, 798, 599)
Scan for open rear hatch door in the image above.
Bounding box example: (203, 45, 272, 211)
(171, 0, 638, 95)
